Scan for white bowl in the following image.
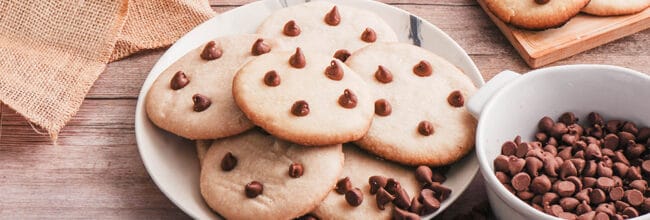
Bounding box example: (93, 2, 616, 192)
(467, 65, 650, 220)
(135, 0, 485, 219)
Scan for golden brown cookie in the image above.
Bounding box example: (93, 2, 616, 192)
(145, 34, 285, 140)
(582, 0, 650, 16)
(485, 0, 590, 30)
(345, 42, 477, 166)
(200, 130, 344, 219)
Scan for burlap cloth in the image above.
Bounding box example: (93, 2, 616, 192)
(0, 0, 216, 139)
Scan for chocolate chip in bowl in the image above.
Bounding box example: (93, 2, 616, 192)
(468, 65, 650, 220)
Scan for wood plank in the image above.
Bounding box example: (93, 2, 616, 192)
(0, 99, 188, 219)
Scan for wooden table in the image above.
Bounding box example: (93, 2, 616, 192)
(1, 0, 648, 218)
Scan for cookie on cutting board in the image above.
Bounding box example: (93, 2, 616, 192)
(232, 48, 374, 146)
(146, 34, 284, 140)
(200, 130, 344, 219)
(257, 1, 397, 60)
(582, 0, 650, 16)
(345, 42, 478, 166)
(484, 0, 591, 30)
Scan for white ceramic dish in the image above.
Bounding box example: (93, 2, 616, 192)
(135, 0, 485, 219)
(468, 65, 650, 220)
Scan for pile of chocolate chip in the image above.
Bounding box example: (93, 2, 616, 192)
(494, 112, 650, 219)
(329, 166, 451, 219)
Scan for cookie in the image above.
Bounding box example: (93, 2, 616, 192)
(484, 0, 590, 30)
(345, 42, 477, 166)
(145, 34, 284, 140)
(200, 130, 344, 219)
(257, 1, 397, 60)
(312, 144, 421, 219)
(582, 0, 650, 16)
(232, 48, 374, 146)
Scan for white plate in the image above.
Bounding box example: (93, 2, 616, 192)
(135, 0, 485, 219)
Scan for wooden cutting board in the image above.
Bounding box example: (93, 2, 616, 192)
(477, 0, 650, 68)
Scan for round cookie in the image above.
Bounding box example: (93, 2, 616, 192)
(145, 34, 284, 140)
(582, 0, 650, 16)
(484, 0, 590, 30)
(345, 42, 477, 166)
(200, 130, 344, 219)
(313, 144, 421, 220)
(232, 48, 374, 146)
(257, 1, 397, 60)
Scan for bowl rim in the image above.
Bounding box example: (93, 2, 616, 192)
(135, 0, 485, 218)
(475, 64, 650, 219)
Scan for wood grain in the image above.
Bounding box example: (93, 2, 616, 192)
(2, 0, 649, 219)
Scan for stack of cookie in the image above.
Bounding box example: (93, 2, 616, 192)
(145, 2, 478, 219)
(484, 0, 650, 30)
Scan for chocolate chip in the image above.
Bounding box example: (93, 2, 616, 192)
(360, 27, 376, 43)
(567, 176, 584, 192)
(595, 203, 615, 216)
(526, 156, 544, 177)
(596, 177, 616, 191)
(345, 187, 363, 207)
(512, 172, 531, 192)
(289, 47, 306, 68)
(517, 191, 535, 200)
(583, 177, 597, 188)
(417, 120, 434, 136)
(245, 181, 263, 198)
(629, 179, 647, 192)
(330, 50, 351, 63)
(420, 189, 441, 215)
(576, 202, 592, 215)
(393, 188, 411, 209)
(409, 196, 423, 215)
(576, 188, 592, 204)
(393, 207, 420, 220)
(370, 99, 392, 117)
(385, 178, 401, 195)
(369, 175, 388, 194)
(534, 0, 549, 5)
(610, 186, 625, 201)
(618, 132, 635, 146)
(590, 188, 607, 205)
(251, 38, 271, 56)
(288, 163, 304, 178)
(588, 112, 604, 126)
(335, 177, 352, 194)
(583, 160, 598, 177)
(291, 100, 309, 116)
(192, 94, 211, 112)
(560, 197, 580, 211)
(220, 152, 237, 171)
(622, 121, 639, 135)
(338, 89, 357, 109)
(542, 156, 559, 177)
(557, 181, 576, 197)
(550, 123, 569, 138)
(637, 127, 650, 142)
(597, 162, 613, 177)
(200, 41, 222, 60)
(627, 166, 642, 180)
(559, 112, 577, 125)
(615, 200, 630, 212)
(585, 144, 603, 160)
(263, 70, 280, 87)
(324, 6, 340, 26)
(376, 187, 395, 210)
(324, 60, 344, 81)
(413, 60, 432, 77)
(426, 182, 451, 202)
(415, 165, 433, 185)
(170, 71, 189, 90)
(283, 20, 301, 36)
(494, 155, 509, 173)
(623, 207, 639, 218)
(625, 189, 644, 206)
(374, 65, 393, 83)
(501, 141, 517, 156)
(613, 151, 630, 166)
(536, 132, 548, 142)
(560, 160, 578, 179)
(545, 204, 564, 217)
(447, 90, 464, 107)
(531, 175, 552, 194)
(539, 116, 555, 132)
(496, 171, 510, 184)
